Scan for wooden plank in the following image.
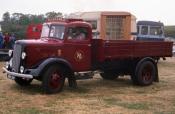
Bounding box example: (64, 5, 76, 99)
(103, 40, 173, 59)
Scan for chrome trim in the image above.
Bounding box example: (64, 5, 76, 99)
(2, 67, 33, 79)
(12, 44, 22, 72)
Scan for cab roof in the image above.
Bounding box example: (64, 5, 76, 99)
(137, 21, 164, 26)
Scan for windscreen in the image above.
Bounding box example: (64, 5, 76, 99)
(41, 24, 50, 38)
(41, 24, 65, 40)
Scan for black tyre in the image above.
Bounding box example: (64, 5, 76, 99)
(135, 61, 156, 86)
(131, 73, 139, 85)
(15, 77, 33, 86)
(42, 65, 65, 94)
(100, 71, 119, 80)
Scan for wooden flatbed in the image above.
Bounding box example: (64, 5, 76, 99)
(92, 39, 173, 62)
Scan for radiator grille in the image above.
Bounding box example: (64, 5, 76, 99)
(12, 44, 22, 72)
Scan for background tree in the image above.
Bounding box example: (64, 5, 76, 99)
(45, 11, 63, 19)
(0, 12, 46, 39)
(3, 12, 10, 22)
(164, 26, 175, 38)
(1, 12, 12, 34)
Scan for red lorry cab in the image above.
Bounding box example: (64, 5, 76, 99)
(3, 16, 173, 94)
(26, 24, 42, 39)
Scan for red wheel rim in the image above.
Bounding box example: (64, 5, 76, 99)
(49, 71, 62, 89)
(142, 65, 152, 82)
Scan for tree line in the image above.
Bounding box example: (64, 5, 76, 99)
(0, 11, 63, 39)
(164, 26, 175, 38)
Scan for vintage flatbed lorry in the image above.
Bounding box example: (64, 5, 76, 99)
(2, 12, 173, 94)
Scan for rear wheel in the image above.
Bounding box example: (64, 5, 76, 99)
(42, 65, 65, 94)
(100, 71, 119, 80)
(135, 61, 156, 86)
(15, 77, 33, 86)
(131, 73, 139, 85)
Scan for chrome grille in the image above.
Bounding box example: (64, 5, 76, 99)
(12, 44, 22, 72)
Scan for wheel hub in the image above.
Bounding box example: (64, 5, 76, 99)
(49, 72, 61, 89)
(142, 66, 152, 82)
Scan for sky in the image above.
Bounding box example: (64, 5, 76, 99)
(0, 0, 175, 25)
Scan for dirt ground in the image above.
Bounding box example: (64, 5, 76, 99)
(0, 57, 175, 114)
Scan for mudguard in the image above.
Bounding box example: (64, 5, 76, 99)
(27, 58, 73, 77)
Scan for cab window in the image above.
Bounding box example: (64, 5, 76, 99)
(49, 25, 65, 39)
(67, 27, 88, 40)
(141, 26, 148, 35)
(150, 26, 163, 35)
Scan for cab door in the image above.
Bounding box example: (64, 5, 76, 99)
(63, 24, 92, 72)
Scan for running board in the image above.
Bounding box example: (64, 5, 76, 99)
(74, 70, 102, 80)
(75, 73, 93, 80)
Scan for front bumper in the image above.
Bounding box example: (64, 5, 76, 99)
(2, 67, 33, 79)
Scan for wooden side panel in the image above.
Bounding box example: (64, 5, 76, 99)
(102, 40, 173, 60)
(103, 40, 134, 59)
(133, 42, 173, 57)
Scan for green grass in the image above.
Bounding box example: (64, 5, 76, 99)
(118, 102, 149, 110)
(10, 107, 58, 114)
(16, 108, 41, 114)
(103, 97, 121, 105)
(66, 86, 90, 94)
(6, 108, 51, 114)
(0, 58, 175, 114)
(103, 98, 150, 110)
(154, 112, 174, 114)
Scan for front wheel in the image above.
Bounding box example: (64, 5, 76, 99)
(15, 77, 33, 86)
(135, 61, 156, 86)
(42, 65, 65, 94)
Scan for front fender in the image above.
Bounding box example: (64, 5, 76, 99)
(27, 58, 73, 77)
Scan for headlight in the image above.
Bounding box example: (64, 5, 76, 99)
(5, 62, 9, 69)
(9, 59, 13, 67)
(21, 52, 26, 59)
(8, 50, 13, 57)
(20, 66, 24, 73)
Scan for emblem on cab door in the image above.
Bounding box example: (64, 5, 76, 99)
(74, 50, 84, 62)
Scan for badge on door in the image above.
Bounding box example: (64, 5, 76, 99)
(74, 50, 84, 62)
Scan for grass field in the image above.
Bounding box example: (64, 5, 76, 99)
(0, 57, 175, 114)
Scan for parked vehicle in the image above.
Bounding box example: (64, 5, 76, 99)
(137, 21, 165, 41)
(68, 11, 137, 40)
(3, 12, 173, 94)
(26, 24, 42, 39)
